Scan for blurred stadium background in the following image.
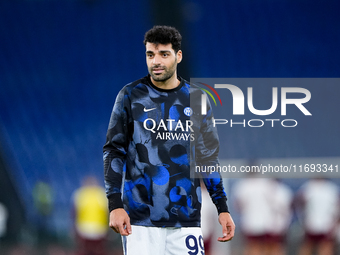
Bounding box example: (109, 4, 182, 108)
(0, 0, 339, 254)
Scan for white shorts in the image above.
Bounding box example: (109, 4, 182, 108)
(122, 225, 205, 255)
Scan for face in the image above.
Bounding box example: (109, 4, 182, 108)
(145, 42, 182, 82)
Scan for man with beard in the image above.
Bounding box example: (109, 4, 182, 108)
(103, 25, 235, 255)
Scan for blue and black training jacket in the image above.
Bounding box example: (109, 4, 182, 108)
(103, 75, 229, 228)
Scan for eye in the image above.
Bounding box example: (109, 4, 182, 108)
(162, 53, 169, 57)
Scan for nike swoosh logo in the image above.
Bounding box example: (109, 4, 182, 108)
(143, 107, 156, 112)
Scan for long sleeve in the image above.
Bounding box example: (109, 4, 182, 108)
(103, 87, 132, 212)
(195, 94, 229, 214)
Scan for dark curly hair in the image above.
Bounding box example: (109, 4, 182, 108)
(143, 25, 182, 53)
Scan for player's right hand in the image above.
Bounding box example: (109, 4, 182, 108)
(109, 208, 132, 236)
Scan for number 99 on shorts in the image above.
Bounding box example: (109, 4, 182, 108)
(185, 235, 205, 255)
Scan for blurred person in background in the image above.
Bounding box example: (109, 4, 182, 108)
(32, 178, 54, 245)
(265, 179, 293, 255)
(0, 201, 8, 246)
(233, 177, 293, 255)
(295, 178, 340, 255)
(73, 176, 109, 255)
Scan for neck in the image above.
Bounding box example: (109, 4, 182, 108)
(150, 72, 180, 90)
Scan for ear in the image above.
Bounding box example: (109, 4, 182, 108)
(176, 50, 183, 63)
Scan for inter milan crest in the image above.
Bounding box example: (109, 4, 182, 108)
(183, 107, 193, 117)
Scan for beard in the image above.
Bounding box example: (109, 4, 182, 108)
(148, 58, 177, 82)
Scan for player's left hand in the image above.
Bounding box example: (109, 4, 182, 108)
(217, 212, 235, 242)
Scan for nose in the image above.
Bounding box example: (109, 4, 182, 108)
(152, 54, 162, 65)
